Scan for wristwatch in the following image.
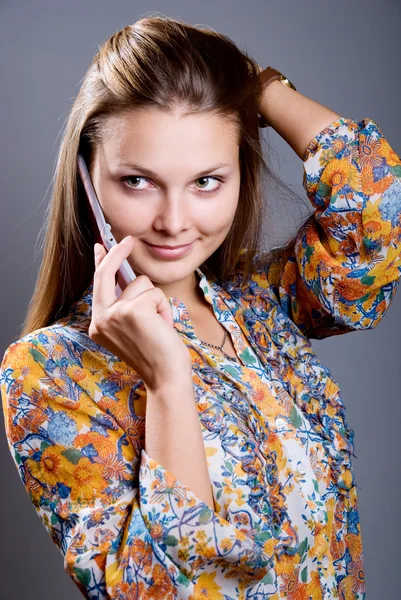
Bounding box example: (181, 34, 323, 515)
(258, 66, 296, 128)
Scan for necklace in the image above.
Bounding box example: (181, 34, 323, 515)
(197, 304, 239, 363)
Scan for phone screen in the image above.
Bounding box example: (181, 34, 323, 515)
(77, 154, 137, 296)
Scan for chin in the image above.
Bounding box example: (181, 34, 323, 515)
(131, 259, 196, 280)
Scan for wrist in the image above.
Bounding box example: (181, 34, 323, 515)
(259, 79, 298, 129)
(145, 374, 193, 398)
(258, 66, 297, 128)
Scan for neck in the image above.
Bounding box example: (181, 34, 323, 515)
(154, 269, 207, 310)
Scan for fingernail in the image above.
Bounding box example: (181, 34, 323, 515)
(121, 235, 132, 244)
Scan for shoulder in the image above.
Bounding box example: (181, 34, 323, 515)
(1, 327, 51, 372)
(0, 320, 92, 376)
(220, 246, 288, 296)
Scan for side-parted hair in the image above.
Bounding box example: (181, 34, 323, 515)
(20, 15, 307, 339)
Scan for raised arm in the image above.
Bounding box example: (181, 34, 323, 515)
(258, 68, 341, 160)
(254, 72, 401, 339)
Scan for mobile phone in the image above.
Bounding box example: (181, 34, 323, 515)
(77, 154, 137, 297)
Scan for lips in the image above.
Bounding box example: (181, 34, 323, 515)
(145, 242, 192, 249)
(143, 240, 195, 259)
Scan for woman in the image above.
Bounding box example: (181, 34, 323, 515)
(1, 15, 400, 600)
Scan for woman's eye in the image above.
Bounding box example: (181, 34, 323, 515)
(121, 175, 223, 195)
(194, 177, 222, 194)
(122, 176, 150, 191)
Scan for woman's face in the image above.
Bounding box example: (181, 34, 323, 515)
(89, 107, 241, 296)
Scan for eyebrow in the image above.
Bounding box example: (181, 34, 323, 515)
(116, 162, 231, 178)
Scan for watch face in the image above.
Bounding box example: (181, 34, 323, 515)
(259, 67, 296, 92)
(279, 75, 295, 90)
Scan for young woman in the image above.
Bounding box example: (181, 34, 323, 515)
(1, 16, 400, 600)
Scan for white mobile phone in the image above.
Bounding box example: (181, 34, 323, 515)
(77, 153, 137, 297)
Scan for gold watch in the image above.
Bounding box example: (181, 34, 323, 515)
(258, 66, 296, 128)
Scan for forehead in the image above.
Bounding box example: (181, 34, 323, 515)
(97, 107, 240, 166)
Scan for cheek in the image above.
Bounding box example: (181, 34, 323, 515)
(219, 192, 240, 229)
(106, 204, 152, 236)
(198, 189, 240, 232)
(199, 210, 238, 242)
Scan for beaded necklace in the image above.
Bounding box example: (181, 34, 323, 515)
(197, 304, 239, 363)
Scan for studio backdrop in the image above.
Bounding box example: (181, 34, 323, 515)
(0, 1, 400, 599)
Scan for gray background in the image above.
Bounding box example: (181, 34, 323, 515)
(0, 1, 400, 598)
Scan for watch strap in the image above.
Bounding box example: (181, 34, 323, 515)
(258, 66, 296, 127)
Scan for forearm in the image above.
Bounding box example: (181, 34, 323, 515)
(145, 378, 215, 511)
(259, 78, 341, 160)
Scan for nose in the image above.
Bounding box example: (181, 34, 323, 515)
(152, 192, 192, 235)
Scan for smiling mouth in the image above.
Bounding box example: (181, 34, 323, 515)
(144, 241, 193, 249)
(143, 240, 196, 259)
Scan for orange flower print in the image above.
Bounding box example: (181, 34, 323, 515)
(144, 563, 176, 599)
(335, 277, 370, 302)
(345, 533, 363, 560)
(320, 158, 361, 194)
(359, 133, 384, 170)
(307, 570, 323, 600)
(73, 431, 116, 458)
(347, 556, 365, 594)
(338, 572, 363, 600)
(112, 581, 147, 600)
(20, 407, 47, 433)
(149, 469, 187, 505)
(7, 415, 25, 445)
(332, 138, 346, 155)
(361, 164, 393, 195)
(107, 364, 142, 388)
(70, 457, 109, 503)
(379, 136, 401, 167)
(279, 567, 308, 600)
(24, 465, 47, 504)
(26, 445, 75, 488)
(120, 414, 146, 451)
(95, 453, 132, 481)
(120, 537, 153, 572)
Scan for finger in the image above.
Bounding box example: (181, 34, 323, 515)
(129, 285, 175, 329)
(150, 287, 175, 329)
(92, 236, 136, 309)
(117, 271, 155, 304)
(94, 243, 106, 269)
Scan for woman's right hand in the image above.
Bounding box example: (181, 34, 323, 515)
(88, 235, 193, 391)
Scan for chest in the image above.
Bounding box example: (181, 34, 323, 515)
(189, 306, 239, 362)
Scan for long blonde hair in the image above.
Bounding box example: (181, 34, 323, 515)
(20, 15, 305, 340)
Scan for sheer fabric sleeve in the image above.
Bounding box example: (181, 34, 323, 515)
(257, 116, 401, 339)
(0, 337, 273, 599)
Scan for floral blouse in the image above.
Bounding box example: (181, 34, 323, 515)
(1, 117, 400, 600)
